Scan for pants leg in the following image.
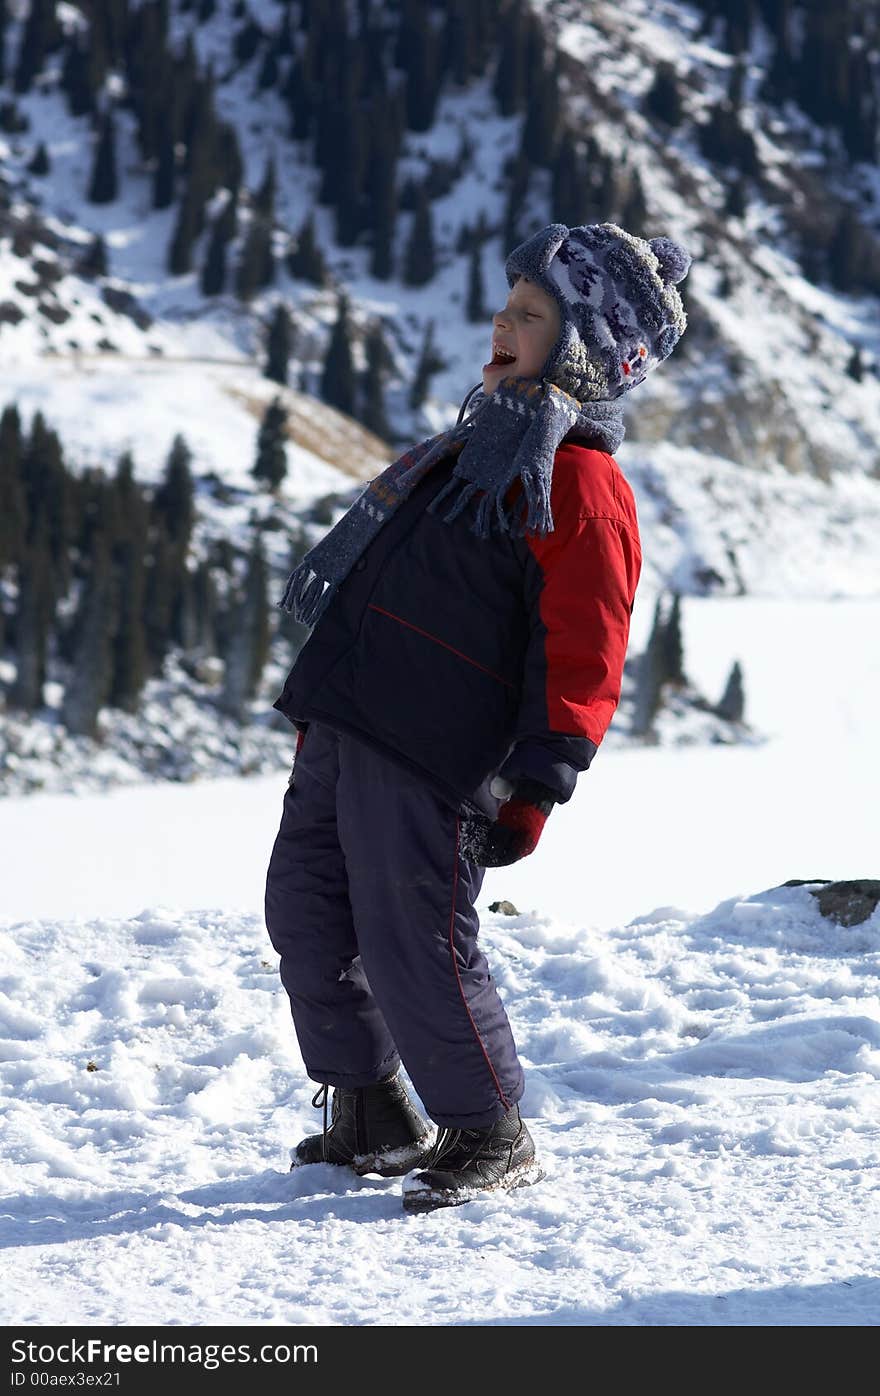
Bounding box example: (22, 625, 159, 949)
(336, 730, 525, 1130)
(264, 722, 400, 1088)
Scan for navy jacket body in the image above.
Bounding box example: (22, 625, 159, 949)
(273, 442, 641, 814)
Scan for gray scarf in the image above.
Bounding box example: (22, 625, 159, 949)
(278, 374, 625, 628)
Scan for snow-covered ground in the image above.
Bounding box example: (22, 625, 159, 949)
(1, 596, 878, 1326)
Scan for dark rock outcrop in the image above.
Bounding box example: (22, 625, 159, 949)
(784, 879, 880, 927)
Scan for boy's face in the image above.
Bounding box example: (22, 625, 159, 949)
(481, 276, 561, 394)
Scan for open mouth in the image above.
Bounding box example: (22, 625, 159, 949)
(484, 343, 517, 370)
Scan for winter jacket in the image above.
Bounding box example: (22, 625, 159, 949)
(272, 440, 642, 813)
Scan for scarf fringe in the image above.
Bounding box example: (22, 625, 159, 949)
(518, 461, 554, 536)
(277, 562, 337, 626)
(426, 471, 558, 540)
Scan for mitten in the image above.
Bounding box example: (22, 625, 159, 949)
(459, 778, 557, 867)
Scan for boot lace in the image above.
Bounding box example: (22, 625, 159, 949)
(311, 1084, 330, 1162)
(427, 1125, 481, 1169)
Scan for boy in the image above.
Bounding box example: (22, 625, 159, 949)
(265, 221, 691, 1212)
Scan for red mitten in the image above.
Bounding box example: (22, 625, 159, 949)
(459, 779, 557, 867)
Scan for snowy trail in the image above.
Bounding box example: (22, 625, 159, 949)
(1, 887, 878, 1325)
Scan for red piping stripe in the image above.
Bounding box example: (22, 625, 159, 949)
(448, 814, 511, 1112)
(367, 604, 516, 689)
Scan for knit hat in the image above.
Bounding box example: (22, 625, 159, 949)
(504, 221, 691, 402)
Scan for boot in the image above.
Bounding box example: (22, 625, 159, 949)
(401, 1103, 544, 1213)
(291, 1074, 434, 1178)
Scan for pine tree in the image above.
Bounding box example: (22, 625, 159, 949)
(503, 149, 531, 252)
(643, 62, 684, 127)
(189, 559, 219, 656)
(168, 188, 201, 275)
(253, 398, 288, 490)
(200, 214, 227, 295)
(287, 211, 327, 285)
(724, 175, 748, 220)
(108, 453, 148, 711)
(143, 525, 180, 676)
(631, 595, 665, 737)
(661, 592, 685, 686)
(397, 0, 439, 132)
(335, 113, 370, 247)
(409, 319, 445, 411)
(23, 412, 72, 602)
(218, 123, 244, 200)
(466, 241, 486, 323)
(0, 405, 26, 568)
(60, 37, 95, 118)
(88, 111, 119, 204)
(153, 117, 176, 209)
(78, 234, 108, 278)
(278, 5, 294, 57)
(320, 294, 357, 416)
(828, 207, 863, 293)
(153, 435, 195, 549)
(521, 51, 561, 167)
(723, 0, 754, 55)
(10, 529, 53, 712)
(220, 534, 269, 718)
(492, 0, 528, 114)
(14, 0, 61, 94)
(551, 128, 591, 229)
(403, 182, 436, 287)
(716, 659, 745, 723)
(257, 39, 279, 90)
(61, 539, 117, 737)
(846, 348, 865, 383)
(28, 142, 50, 176)
(282, 55, 313, 142)
(264, 303, 293, 385)
(234, 14, 264, 67)
(216, 187, 239, 245)
(360, 321, 391, 439)
(254, 153, 276, 219)
(236, 218, 274, 300)
(367, 107, 398, 280)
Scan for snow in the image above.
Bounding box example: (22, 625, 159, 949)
(2, 597, 879, 1326)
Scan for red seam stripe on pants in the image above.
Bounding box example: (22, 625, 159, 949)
(447, 814, 511, 1112)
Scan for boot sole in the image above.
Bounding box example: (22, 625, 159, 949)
(402, 1161, 546, 1214)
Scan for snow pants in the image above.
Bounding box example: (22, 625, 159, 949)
(264, 720, 525, 1129)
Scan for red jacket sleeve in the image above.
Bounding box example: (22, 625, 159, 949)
(496, 444, 642, 803)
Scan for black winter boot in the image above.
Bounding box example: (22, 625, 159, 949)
(401, 1103, 544, 1212)
(291, 1074, 434, 1178)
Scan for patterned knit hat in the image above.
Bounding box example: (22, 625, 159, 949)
(504, 221, 691, 402)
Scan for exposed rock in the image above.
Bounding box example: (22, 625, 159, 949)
(489, 900, 520, 916)
(38, 300, 70, 324)
(101, 284, 153, 330)
(0, 301, 25, 325)
(784, 878, 880, 927)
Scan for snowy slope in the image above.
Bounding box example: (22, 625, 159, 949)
(1, 0, 879, 800)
